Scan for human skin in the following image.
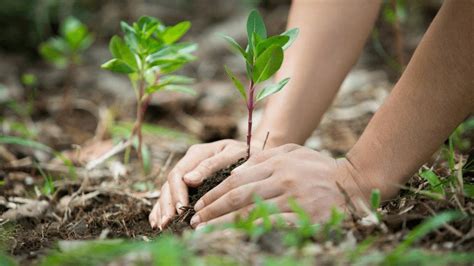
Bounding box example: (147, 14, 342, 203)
(150, 0, 474, 229)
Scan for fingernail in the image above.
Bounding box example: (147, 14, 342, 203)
(160, 215, 169, 228)
(195, 223, 206, 231)
(184, 171, 200, 181)
(176, 202, 183, 214)
(194, 200, 204, 211)
(190, 214, 201, 228)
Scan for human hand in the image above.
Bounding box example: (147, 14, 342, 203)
(149, 139, 263, 229)
(189, 144, 386, 229)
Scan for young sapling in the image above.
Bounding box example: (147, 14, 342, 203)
(39, 16, 93, 110)
(101, 16, 197, 168)
(222, 10, 298, 158)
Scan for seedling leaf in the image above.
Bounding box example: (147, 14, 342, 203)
(220, 34, 248, 61)
(256, 77, 289, 101)
(162, 21, 191, 44)
(253, 45, 283, 83)
(109, 36, 137, 70)
(256, 35, 289, 56)
(420, 170, 444, 194)
(224, 66, 247, 100)
(61, 17, 93, 51)
(101, 59, 135, 73)
(165, 85, 196, 95)
(281, 28, 299, 50)
(120, 21, 139, 51)
(388, 211, 463, 261)
(370, 189, 381, 211)
(39, 39, 68, 67)
(247, 9, 267, 48)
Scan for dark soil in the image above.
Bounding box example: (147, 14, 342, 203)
(168, 158, 246, 233)
(5, 192, 158, 263)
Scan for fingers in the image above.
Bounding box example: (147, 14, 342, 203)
(191, 179, 284, 227)
(149, 200, 161, 229)
(159, 182, 176, 229)
(167, 144, 216, 213)
(194, 196, 294, 228)
(183, 146, 246, 187)
(194, 164, 273, 211)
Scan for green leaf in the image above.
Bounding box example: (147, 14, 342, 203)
(420, 170, 444, 194)
(256, 35, 289, 56)
(109, 36, 137, 70)
(165, 85, 196, 96)
(39, 39, 68, 67)
(141, 143, 151, 174)
(146, 85, 164, 94)
(224, 66, 246, 100)
(146, 75, 194, 94)
(61, 16, 93, 52)
(101, 59, 135, 73)
(388, 211, 464, 261)
(464, 183, 474, 199)
(0, 135, 54, 153)
(370, 189, 381, 211)
(252, 45, 283, 83)
(146, 43, 197, 67)
(247, 9, 267, 48)
(256, 77, 289, 101)
(220, 34, 248, 61)
(162, 21, 191, 44)
(281, 28, 299, 50)
(160, 75, 194, 85)
(136, 16, 160, 36)
(120, 21, 139, 51)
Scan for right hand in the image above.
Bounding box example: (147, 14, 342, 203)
(149, 139, 262, 229)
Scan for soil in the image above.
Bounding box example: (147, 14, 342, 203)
(168, 159, 246, 233)
(6, 191, 158, 263)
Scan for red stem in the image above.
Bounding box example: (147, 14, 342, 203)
(246, 80, 255, 159)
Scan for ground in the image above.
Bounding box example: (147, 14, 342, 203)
(0, 1, 473, 265)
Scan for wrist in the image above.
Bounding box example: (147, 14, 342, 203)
(344, 149, 401, 201)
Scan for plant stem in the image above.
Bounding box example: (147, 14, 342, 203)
(390, 0, 405, 70)
(133, 77, 147, 165)
(246, 80, 255, 159)
(63, 61, 75, 112)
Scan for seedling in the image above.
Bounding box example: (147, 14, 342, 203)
(101, 16, 197, 168)
(39, 16, 93, 109)
(222, 10, 298, 158)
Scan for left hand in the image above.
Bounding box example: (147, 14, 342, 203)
(189, 144, 373, 229)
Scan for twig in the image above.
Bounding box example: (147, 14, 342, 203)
(86, 139, 132, 170)
(335, 181, 358, 217)
(262, 131, 270, 151)
(157, 152, 175, 182)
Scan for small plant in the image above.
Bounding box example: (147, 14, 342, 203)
(39, 16, 93, 109)
(370, 188, 383, 222)
(232, 196, 279, 240)
(222, 10, 298, 158)
(101, 16, 197, 168)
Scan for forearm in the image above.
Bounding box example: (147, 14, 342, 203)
(254, 0, 381, 147)
(347, 0, 474, 199)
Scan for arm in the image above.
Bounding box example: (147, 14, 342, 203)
(346, 0, 474, 199)
(254, 0, 381, 147)
(190, 0, 474, 227)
